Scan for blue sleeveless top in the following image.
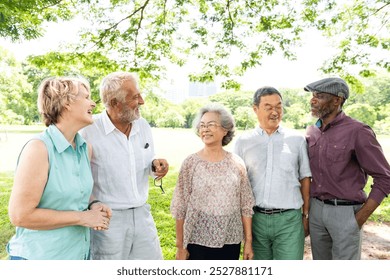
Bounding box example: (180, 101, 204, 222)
(7, 125, 93, 259)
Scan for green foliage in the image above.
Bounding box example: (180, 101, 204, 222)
(0, 173, 14, 260)
(156, 109, 186, 128)
(148, 171, 178, 260)
(181, 98, 208, 128)
(344, 103, 378, 127)
(318, 0, 390, 82)
(209, 90, 253, 114)
(0, 0, 77, 41)
(234, 106, 257, 130)
(0, 47, 35, 124)
(26, 52, 124, 107)
(1, 1, 389, 85)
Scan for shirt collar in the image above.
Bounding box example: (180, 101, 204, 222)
(48, 125, 86, 153)
(256, 125, 284, 135)
(316, 111, 345, 129)
(101, 110, 118, 135)
(101, 110, 140, 136)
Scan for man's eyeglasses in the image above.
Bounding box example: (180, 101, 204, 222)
(154, 178, 165, 194)
(198, 122, 221, 131)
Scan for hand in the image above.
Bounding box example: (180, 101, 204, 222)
(82, 205, 111, 231)
(176, 248, 189, 260)
(242, 241, 254, 260)
(90, 203, 112, 231)
(152, 159, 169, 179)
(303, 218, 310, 237)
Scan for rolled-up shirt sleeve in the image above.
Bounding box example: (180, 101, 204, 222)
(355, 126, 390, 204)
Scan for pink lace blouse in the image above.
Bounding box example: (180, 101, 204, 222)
(170, 152, 255, 248)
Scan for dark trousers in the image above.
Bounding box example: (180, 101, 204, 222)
(187, 243, 241, 260)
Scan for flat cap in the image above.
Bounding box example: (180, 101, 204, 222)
(304, 77, 349, 99)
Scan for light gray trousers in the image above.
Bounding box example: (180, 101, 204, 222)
(309, 197, 362, 260)
(90, 203, 163, 260)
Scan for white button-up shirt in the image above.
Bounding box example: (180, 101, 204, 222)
(234, 126, 312, 209)
(80, 111, 155, 209)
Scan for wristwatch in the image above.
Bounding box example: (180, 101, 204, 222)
(302, 213, 309, 219)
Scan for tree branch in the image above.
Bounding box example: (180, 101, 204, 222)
(40, 0, 64, 11)
(90, 0, 150, 52)
(226, 0, 235, 40)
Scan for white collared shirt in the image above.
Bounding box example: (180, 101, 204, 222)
(80, 111, 155, 209)
(234, 125, 312, 209)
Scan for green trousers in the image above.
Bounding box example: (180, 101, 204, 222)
(252, 209, 304, 260)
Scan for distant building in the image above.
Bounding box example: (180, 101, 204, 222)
(161, 79, 217, 104)
(188, 81, 217, 98)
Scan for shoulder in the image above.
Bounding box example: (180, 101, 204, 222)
(135, 117, 151, 128)
(281, 127, 306, 143)
(342, 114, 373, 134)
(81, 113, 104, 135)
(19, 138, 48, 163)
(236, 129, 258, 142)
(180, 153, 200, 168)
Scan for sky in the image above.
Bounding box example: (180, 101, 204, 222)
(0, 18, 336, 92)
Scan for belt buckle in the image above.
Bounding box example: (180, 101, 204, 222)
(263, 209, 273, 214)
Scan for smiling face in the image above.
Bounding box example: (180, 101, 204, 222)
(198, 112, 227, 147)
(117, 79, 144, 123)
(253, 93, 283, 135)
(69, 84, 96, 126)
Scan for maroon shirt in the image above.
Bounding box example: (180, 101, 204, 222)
(306, 112, 390, 204)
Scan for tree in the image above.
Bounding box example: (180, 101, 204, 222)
(234, 106, 257, 130)
(344, 103, 377, 127)
(0, 47, 35, 124)
(3, 1, 387, 88)
(156, 109, 185, 128)
(0, 0, 77, 41)
(26, 51, 124, 107)
(209, 90, 253, 113)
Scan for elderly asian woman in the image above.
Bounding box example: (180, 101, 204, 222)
(170, 103, 255, 260)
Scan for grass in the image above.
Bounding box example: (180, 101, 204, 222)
(1, 126, 389, 260)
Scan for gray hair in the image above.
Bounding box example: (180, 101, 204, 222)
(100, 71, 138, 108)
(193, 103, 235, 146)
(253, 86, 282, 106)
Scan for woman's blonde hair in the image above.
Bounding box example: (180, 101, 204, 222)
(37, 77, 90, 127)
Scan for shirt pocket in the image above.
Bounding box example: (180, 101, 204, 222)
(279, 151, 296, 173)
(326, 142, 348, 163)
(136, 146, 154, 171)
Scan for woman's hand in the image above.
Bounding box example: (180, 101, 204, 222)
(242, 241, 254, 260)
(176, 248, 189, 260)
(81, 205, 111, 230)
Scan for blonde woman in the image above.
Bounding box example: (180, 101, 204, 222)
(7, 77, 111, 260)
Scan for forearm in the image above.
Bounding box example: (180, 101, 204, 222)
(9, 207, 86, 230)
(355, 198, 380, 228)
(300, 177, 311, 214)
(242, 216, 253, 243)
(175, 219, 185, 248)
